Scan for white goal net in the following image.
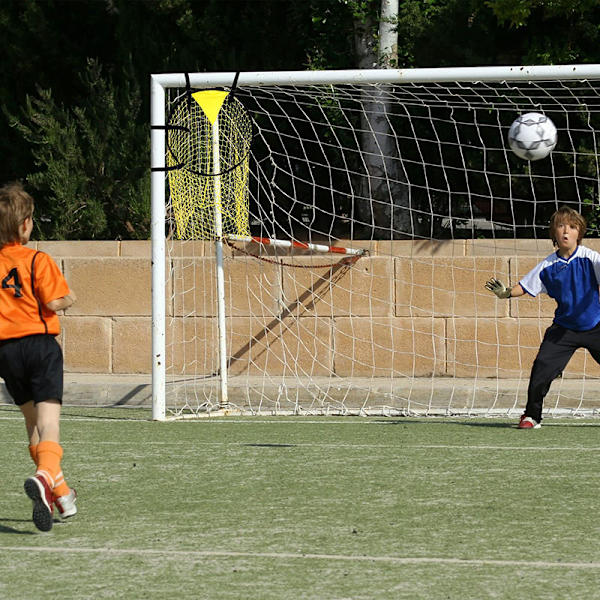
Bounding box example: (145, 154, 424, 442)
(150, 65, 600, 419)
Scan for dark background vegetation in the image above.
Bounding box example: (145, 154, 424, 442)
(1, 0, 600, 240)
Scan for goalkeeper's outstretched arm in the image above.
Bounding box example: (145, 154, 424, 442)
(485, 278, 525, 299)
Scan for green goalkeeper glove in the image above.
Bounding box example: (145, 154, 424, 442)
(485, 278, 511, 299)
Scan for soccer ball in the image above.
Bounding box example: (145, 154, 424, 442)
(508, 112, 557, 161)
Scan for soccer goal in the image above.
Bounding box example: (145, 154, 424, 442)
(150, 65, 600, 420)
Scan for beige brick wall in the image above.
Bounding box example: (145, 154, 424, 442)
(33, 240, 600, 379)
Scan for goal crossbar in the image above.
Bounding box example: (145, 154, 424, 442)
(152, 64, 600, 89)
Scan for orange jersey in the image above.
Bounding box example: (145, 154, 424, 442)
(0, 243, 70, 340)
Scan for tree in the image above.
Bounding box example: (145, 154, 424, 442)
(347, 0, 413, 238)
(0, 0, 321, 239)
(3, 0, 600, 239)
(8, 60, 149, 240)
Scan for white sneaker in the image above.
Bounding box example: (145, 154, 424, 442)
(54, 489, 77, 519)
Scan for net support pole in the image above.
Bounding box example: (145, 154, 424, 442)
(226, 235, 366, 256)
(212, 116, 229, 409)
(150, 76, 166, 421)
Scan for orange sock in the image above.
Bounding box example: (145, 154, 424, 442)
(53, 471, 70, 497)
(36, 441, 71, 497)
(36, 440, 63, 490)
(28, 444, 38, 466)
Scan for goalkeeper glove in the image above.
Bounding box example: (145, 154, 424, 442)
(485, 278, 511, 299)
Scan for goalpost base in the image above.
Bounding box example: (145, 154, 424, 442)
(159, 376, 600, 419)
(29, 373, 598, 419)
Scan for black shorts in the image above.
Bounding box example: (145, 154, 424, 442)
(0, 334, 63, 406)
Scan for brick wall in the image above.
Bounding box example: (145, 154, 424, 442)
(34, 239, 600, 380)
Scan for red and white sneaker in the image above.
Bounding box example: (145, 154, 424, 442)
(24, 474, 54, 532)
(54, 489, 77, 519)
(518, 415, 541, 429)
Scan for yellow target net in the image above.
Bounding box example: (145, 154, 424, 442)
(166, 90, 252, 240)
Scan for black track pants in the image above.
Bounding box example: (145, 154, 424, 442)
(526, 321, 600, 422)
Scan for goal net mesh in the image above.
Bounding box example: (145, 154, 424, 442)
(162, 73, 600, 417)
(167, 90, 252, 240)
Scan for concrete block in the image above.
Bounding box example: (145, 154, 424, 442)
(162, 315, 331, 377)
(333, 317, 446, 377)
(172, 257, 281, 317)
(281, 256, 393, 317)
(167, 240, 213, 258)
(63, 258, 152, 316)
(38, 241, 119, 257)
(227, 316, 332, 376)
(171, 258, 214, 317)
(379, 240, 466, 257)
(396, 257, 510, 318)
(467, 239, 554, 256)
(62, 317, 111, 372)
(448, 316, 600, 380)
(120, 241, 151, 257)
(447, 317, 547, 378)
(112, 318, 151, 373)
(199, 241, 234, 258)
(165, 317, 218, 376)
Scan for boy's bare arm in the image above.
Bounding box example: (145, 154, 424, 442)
(509, 283, 526, 297)
(46, 290, 76, 312)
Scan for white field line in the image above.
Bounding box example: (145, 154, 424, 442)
(1, 413, 600, 427)
(0, 438, 599, 452)
(0, 545, 599, 569)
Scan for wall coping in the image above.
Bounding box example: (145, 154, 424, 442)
(29, 238, 580, 258)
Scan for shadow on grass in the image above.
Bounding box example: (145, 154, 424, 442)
(0, 404, 151, 422)
(373, 418, 600, 428)
(453, 421, 517, 429)
(372, 419, 516, 429)
(0, 518, 36, 535)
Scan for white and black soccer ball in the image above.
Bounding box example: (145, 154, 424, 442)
(508, 112, 557, 161)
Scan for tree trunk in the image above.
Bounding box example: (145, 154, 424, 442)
(353, 0, 412, 239)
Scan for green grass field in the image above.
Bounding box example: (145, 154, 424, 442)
(1, 406, 600, 599)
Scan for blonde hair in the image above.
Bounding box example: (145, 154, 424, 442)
(549, 206, 586, 246)
(0, 182, 34, 246)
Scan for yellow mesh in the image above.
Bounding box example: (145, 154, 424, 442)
(167, 90, 252, 240)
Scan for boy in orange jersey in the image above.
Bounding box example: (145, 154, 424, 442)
(0, 182, 77, 531)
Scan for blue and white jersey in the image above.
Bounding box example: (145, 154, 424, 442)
(520, 245, 600, 331)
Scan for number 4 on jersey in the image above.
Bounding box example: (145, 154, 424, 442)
(2, 268, 23, 298)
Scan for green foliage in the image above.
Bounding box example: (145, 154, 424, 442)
(340, 0, 377, 22)
(488, 0, 600, 28)
(486, 0, 600, 63)
(306, 1, 359, 70)
(395, 0, 446, 66)
(7, 59, 149, 240)
(2, 0, 600, 239)
(583, 197, 600, 237)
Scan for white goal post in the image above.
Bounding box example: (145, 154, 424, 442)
(151, 64, 600, 420)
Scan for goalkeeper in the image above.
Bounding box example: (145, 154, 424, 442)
(485, 206, 600, 429)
